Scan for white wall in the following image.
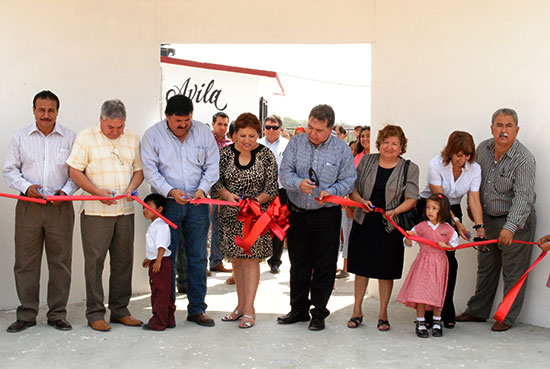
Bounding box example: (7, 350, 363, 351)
(1, 0, 548, 327)
(372, 0, 550, 326)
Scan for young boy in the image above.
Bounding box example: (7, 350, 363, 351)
(141, 194, 175, 331)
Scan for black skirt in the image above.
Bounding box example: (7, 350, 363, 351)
(347, 212, 405, 280)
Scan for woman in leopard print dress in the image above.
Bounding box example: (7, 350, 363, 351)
(211, 113, 278, 328)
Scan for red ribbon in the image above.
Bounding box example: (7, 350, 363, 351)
(317, 194, 544, 324)
(234, 196, 289, 255)
(0, 192, 47, 204)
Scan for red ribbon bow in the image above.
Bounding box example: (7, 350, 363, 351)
(234, 196, 289, 255)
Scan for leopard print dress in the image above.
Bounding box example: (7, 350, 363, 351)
(211, 144, 279, 259)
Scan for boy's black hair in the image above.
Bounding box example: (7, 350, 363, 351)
(143, 193, 166, 212)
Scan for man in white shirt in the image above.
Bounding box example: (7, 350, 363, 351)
(3, 90, 78, 333)
(257, 115, 289, 274)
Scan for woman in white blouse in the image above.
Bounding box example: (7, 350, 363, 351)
(418, 131, 486, 329)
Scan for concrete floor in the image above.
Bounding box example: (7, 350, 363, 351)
(1, 251, 549, 369)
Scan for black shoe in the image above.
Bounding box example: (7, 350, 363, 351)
(7, 320, 36, 333)
(277, 312, 310, 324)
(270, 265, 280, 274)
(308, 317, 325, 331)
(47, 318, 72, 331)
(432, 322, 443, 337)
(177, 285, 187, 294)
(415, 321, 429, 338)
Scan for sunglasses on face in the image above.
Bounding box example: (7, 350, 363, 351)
(265, 125, 280, 130)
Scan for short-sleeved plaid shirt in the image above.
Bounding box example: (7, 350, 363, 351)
(66, 124, 142, 216)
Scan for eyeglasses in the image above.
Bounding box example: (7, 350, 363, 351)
(265, 125, 280, 130)
(308, 168, 319, 186)
(111, 147, 124, 166)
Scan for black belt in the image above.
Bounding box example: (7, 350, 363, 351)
(288, 201, 337, 214)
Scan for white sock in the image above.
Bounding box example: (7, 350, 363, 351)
(433, 317, 442, 329)
(417, 317, 427, 330)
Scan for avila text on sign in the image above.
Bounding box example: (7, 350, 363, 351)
(166, 77, 228, 111)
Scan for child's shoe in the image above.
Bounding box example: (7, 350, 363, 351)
(432, 321, 443, 337)
(415, 320, 429, 338)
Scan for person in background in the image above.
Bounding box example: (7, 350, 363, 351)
(293, 126, 305, 136)
(258, 114, 289, 274)
(354, 126, 371, 167)
(353, 125, 362, 140)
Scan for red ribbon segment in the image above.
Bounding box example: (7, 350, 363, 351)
(317, 194, 544, 324)
(0, 192, 47, 204)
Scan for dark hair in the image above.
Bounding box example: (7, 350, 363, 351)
(309, 104, 335, 128)
(143, 193, 166, 212)
(265, 114, 282, 127)
(228, 121, 236, 138)
(441, 131, 476, 165)
(375, 124, 408, 154)
(426, 193, 452, 224)
(33, 90, 60, 109)
(165, 95, 194, 116)
(212, 112, 229, 123)
(492, 108, 518, 126)
(234, 112, 261, 135)
(334, 125, 347, 135)
(355, 126, 371, 154)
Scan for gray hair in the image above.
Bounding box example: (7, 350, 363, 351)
(491, 108, 518, 126)
(101, 99, 126, 120)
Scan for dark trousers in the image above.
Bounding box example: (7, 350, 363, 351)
(81, 213, 135, 322)
(466, 209, 536, 326)
(148, 257, 176, 330)
(14, 200, 74, 322)
(286, 204, 341, 319)
(268, 188, 288, 268)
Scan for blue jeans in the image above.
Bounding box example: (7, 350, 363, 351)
(209, 205, 223, 269)
(164, 200, 210, 316)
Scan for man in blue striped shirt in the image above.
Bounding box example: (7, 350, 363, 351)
(456, 108, 536, 331)
(278, 104, 356, 331)
(141, 95, 219, 327)
(3, 90, 78, 333)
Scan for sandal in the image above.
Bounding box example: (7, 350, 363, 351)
(444, 321, 455, 329)
(347, 316, 363, 329)
(239, 314, 255, 329)
(377, 319, 390, 331)
(221, 309, 243, 322)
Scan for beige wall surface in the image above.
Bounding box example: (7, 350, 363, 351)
(372, 0, 550, 327)
(1, 0, 549, 327)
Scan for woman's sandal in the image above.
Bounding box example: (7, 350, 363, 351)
(239, 314, 255, 329)
(444, 321, 455, 329)
(221, 309, 243, 322)
(347, 316, 363, 329)
(377, 319, 391, 331)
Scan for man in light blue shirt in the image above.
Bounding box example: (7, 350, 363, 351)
(257, 114, 289, 274)
(141, 95, 219, 327)
(3, 90, 78, 333)
(278, 104, 356, 331)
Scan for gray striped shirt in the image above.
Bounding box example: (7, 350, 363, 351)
(476, 138, 536, 233)
(3, 123, 78, 196)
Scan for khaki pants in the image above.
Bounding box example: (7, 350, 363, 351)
(465, 209, 536, 325)
(14, 200, 74, 322)
(80, 213, 134, 322)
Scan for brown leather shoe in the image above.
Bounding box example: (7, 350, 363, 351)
(455, 312, 486, 322)
(187, 313, 215, 327)
(88, 320, 111, 332)
(110, 315, 143, 326)
(491, 322, 510, 331)
(211, 263, 232, 273)
(7, 320, 36, 333)
(47, 318, 72, 331)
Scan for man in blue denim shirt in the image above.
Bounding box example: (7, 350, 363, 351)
(278, 104, 356, 331)
(141, 95, 219, 327)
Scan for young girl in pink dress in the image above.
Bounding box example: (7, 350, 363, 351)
(397, 193, 458, 338)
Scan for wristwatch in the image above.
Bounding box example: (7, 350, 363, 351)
(473, 224, 485, 229)
(452, 216, 460, 223)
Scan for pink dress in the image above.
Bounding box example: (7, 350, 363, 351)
(397, 221, 456, 310)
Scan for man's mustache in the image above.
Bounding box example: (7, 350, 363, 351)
(499, 132, 509, 138)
